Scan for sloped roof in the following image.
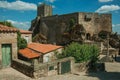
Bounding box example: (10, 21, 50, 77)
(0, 24, 18, 32)
(28, 43, 63, 54)
(19, 30, 32, 34)
(19, 48, 41, 59)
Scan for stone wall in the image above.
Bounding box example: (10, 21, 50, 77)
(30, 12, 112, 45)
(43, 48, 63, 63)
(41, 13, 78, 44)
(78, 13, 112, 36)
(0, 32, 17, 68)
(21, 33, 32, 43)
(11, 57, 74, 78)
(33, 57, 74, 78)
(11, 59, 34, 77)
(78, 12, 95, 36)
(74, 61, 90, 72)
(37, 4, 52, 17)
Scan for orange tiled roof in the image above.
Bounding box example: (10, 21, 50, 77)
(19, 30, 32, 34)
(28, 43, 63, 54)
(0, 24, 18, 32)
(19, 48, 41, 59)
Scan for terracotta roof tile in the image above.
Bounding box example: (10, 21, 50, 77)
(28, 43, 63, 54)
(20, 30, 32, 34)
(0, 24, 18, 32)
(19, 48, 41, 59)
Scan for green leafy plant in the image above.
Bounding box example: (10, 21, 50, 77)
(0, 21, 15, 27)
(17, 31, 27, 49)
(57, 42, 99, 63)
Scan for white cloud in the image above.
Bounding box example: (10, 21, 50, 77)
(112, 24, 120, 27)
(96, 5, 120, 13)
(38, 2, 42, 5)
(0, 1, 37, 11)
(45, 0, 56, 3)
(112, 24, 120, 34)
(7, 20, 30, 30)
(99, 0, 113, 2)
(52, 5, 56, 8)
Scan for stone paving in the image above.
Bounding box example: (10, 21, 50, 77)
(38, 72, 120, 80)
(0, 68, 30, 80)
(0, 57, 120, 80)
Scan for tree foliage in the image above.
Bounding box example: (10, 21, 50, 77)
(0, 21, 14, 27)
(17, 31, 27, 49)
(98, 30, 110, 39)
(57, 42, 99, 63)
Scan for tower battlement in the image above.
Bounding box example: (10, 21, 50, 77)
(37, 3, 52, 17)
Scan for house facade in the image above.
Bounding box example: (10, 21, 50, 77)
(19, 43, 63, 64)
(20, 30, 32, 43)
(0, 24, 18, 68)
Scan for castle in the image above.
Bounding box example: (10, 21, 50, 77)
(29, 3, 112, 45)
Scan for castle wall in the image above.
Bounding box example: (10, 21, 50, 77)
(37, 4, 52, 17)
(97, 14, 112, 33)
(30, 11, 112, 44)
(41, 13, 79, 44)
(78, 12, 96, 36)
(78, 13, 112, 36)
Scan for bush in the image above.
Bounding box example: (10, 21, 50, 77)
(0, 21, 15, 27)
(17, 31, 27, 49)
(57, 42, 99, 63)
(98, 31, 109, 39)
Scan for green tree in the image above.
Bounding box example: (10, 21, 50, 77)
(0, 21, 14, 27)
(57, 42, 99, 63)
(17, 31, 27, 49)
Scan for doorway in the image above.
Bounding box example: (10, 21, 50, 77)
(2, 44, 12, 67)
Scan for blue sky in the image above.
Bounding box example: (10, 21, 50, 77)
(0, 0, 120, 33)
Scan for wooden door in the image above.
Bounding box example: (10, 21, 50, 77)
(2, 44, 11, 67)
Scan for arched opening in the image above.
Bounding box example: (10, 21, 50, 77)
(86, 33, 91, 40)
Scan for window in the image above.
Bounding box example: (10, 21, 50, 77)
(45, 56, 50, 62)
(24, 36, 29, 43)
(84, 14, 92, 21)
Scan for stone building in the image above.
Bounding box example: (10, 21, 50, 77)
(19, 43, 63, 64)
(29, 3, 112, 45)
(0, 24, 18, 68)
(37, 3, 52, 17)
(20, 30, 32, 43)
(14, 43, 74, 78)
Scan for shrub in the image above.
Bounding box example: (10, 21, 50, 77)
(17, 31, 27, 49)
(57, 42, 99, 63)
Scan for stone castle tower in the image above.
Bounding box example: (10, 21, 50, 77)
(37, 3, 52, 17)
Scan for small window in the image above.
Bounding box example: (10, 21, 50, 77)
(45, 56, 50, 62)
(84, 14, 92, 21)
(24, 36, 29, 43)
(49, 66, 54, 71)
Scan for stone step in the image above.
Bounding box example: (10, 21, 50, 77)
(105, 62, 120, 72)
